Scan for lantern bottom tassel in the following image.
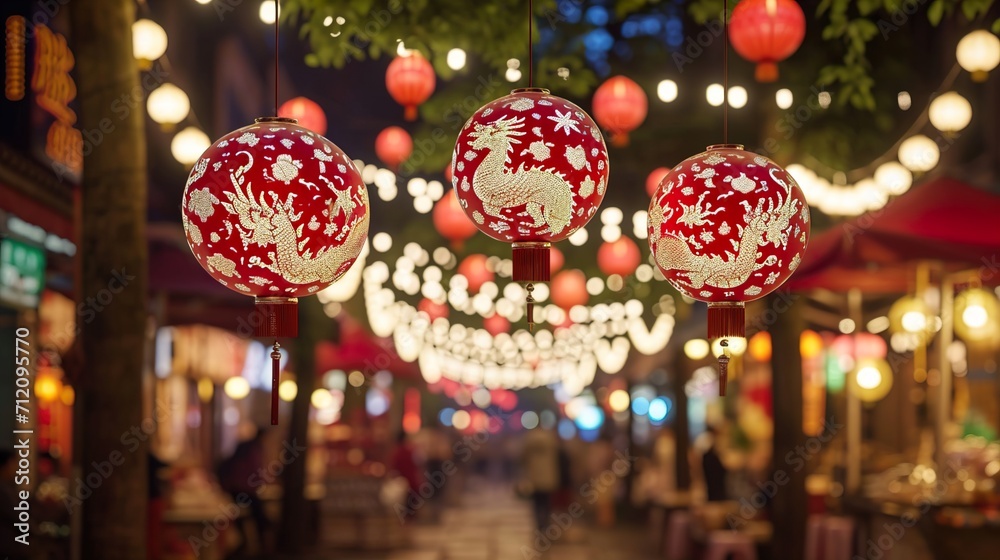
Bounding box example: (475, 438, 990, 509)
(717, 340, 730, 397)
(512, 242, 550, 331)
(707, 301, 745, 339)
(526, 283, 535, 332)
(270, 341, 281, 425)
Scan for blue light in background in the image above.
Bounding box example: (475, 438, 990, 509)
(558, 418, 577, 440)
(585, 6, 609, 26)
(584, 29, 614, 52)
(439, 408, 455, 427)
(575, 406, 605, 431)
(622, 21, 639, 38)
(558, 0, 582, 23)
(579, 428, 599, 442)
(640, 16, 661, 35)
(649, 397, 672, 423)
(631, 396, 650, 416)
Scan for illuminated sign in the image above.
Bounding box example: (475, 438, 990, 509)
(0, 237, 46, 308)
(5, 16, 25, 101)
(31, 24, 81, 179)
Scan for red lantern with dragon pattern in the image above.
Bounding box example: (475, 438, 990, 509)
(648, 144, 809, 393)
(181, 117, 369, 422)
(451, 88, 609, 328)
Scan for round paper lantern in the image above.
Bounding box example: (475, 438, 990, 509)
(182, 117, 369, 423)
(433, 190, 477, 247)
(549, 246, 565, 274)
(418, 298, 449, 322)
(955, 287, 999, 342)
(278, 97, 327, 136)
(592, 75, 647, 147)
(452, 88, 609, 328)
(484, 313, 510, 336)
(386, 52, 436, 121)
(375, 126, 413, 169)
(956, 30, 1000, 82)
(729, 0, 806, 82)
(647, 167, 669, 197)
(597, 236, 641, 277)
(850, 357, 893, 402)
(649, 144, 810, 394)
(551, 269, 589, 309)
(457, 254, 494, 294)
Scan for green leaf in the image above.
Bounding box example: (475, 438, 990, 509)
(928, 0, 946, 25)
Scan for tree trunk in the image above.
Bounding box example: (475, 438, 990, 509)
(69, 1, 149, 559)
(769, 292, 806, 560)
(278, 297, 326, 554)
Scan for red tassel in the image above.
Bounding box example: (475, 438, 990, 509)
(253, 297, 299, 338)
(512, 242, 551, 283)
(270, 342, 281, 425)
(707, 302, 745, 339)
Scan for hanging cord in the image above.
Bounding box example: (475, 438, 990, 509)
(274, 0, 280, 115)
(528, 0, 533, 87)
(722, 0, 729, 143)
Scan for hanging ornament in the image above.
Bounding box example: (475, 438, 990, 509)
(648, 144, 810, 392)
(433, 189, 478, 248)
(375, 126, 413, 170)
(592, 75, 648, 147)
(597, 236, 641, 277)
(452, 88, 609, 329)
(278, 96, 327, 135)
(551, 269, 589, 309)
(182, 118, 369, 423)
(385, 52, 436, 121)
(729, 0, 806, 82)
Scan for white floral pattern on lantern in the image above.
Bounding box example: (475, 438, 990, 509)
(271, 154, 303, 184)
(188, 188, 219, 222)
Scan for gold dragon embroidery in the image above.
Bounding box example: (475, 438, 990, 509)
(467, 115, 578, 236)
(653, 167, 800, 290)
(221, 151, 368, 285)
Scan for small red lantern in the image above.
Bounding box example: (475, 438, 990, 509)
(647, 167, 669, 197)
(433, 190, 477, 247)
(648, 144, 809, 394)
(443, 163, 454, 184)
(597, 236, 641, 277)
(182, 118, 369, 423)
(549, 246, 564, 274)
(278, 97, 327, 136)
(592, 75, 647, 147)
(729, 0, 806, 83)
(452, 88, 609, 328)
(831, 333, 887, 360)
(418, 298, 449, 322)
(551, 269, 589, 309)
(375, 126, 413, 170)
(457, 254, 494, 294)
(385, 52, 435, 121)
(484, 313, 510, 336)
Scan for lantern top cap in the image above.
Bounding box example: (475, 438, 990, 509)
(255, 116, 299, 125)
(706, 144, 745, 151)
(511, 87, 551, 95)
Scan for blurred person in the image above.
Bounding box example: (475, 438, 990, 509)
(390, 431, 423, 495)
(218, 428, 268, 558)
(0, 449, 30, 560)
(700, 425, 729, 502)
(520, 425, 560, 531)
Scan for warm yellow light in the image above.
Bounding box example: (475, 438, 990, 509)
(60, 385, 75, 406)
(747, 331, 772, 362)
(452, 409, 471, 429)
(147, 83, 190, 126)
(311, 388, 333, 408)
(132, 19, 167, 63)
(684, 338, 710, 360)
(279, 379, 298, 401)
(224, 377, 251, 400)
(897, 135, 939, 172)
(928, 92, 972, 133)
(874, 162, 912, 196)
(657, 79, 678, 102)
(446, 48, 466, 70)
(706, 84, 724, 107)
(197, 378, 214, 403)
(856, 366, 882, 390)
(956, 30, 1000, 81)
(850, 358, 893, 402)
(962, 305, 988, 329)
(955, 288, 999, 342)
(348, 370, 366, 387)
(259, 1, 278, 24)
(35, 369, 63, 404)
(775, 88, 793, 109)
(889, 296, 932, 335)
(608, 389, 630, 412)
(727, 86, 748, 109)
(800, 329, 823, 359)
(712, 337, 747, 357)
(171, 127, 210, 166)
(901, 311, 927, 333)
